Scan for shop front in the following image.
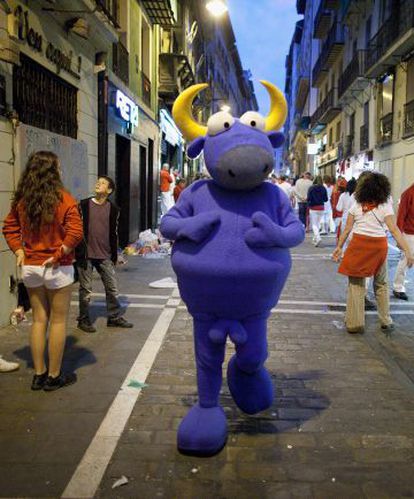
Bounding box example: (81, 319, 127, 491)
(105, 81, 160, 246)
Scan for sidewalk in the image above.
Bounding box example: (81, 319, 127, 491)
(1, 234, 414, 498)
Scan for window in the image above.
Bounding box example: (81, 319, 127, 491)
(365, 16, 372, 48)
(406, 57, 414, 103)
(349, 112, 355, 136)
(329, 127, 333, 147)
(364, 101, 369, 124)
(336, 121, 341, 142)
(381, 74, 394, 117)
(141, 17, 151, 80)
(13, 54, 77, 138)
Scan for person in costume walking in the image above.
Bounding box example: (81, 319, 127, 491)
(332, 172, 414, 334)
(2, 151, 83, 390)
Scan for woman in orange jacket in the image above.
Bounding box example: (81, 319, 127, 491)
(2, 151, 83, 391)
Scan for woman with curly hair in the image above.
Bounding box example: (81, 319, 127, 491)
(333, 172, 414, 334)
(2, 151, 83, 390)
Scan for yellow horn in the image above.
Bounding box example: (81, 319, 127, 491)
(172, 83, 209, 142)
(260, 80, 288, 132)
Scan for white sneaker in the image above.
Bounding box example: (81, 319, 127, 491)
(0, 356, 20, 372)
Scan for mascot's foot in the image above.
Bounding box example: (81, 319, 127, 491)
(227, 356, 274, 415)
(177, 404, 227, 457)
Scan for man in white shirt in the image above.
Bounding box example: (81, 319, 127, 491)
(277, 175, 293, 200)
(294, 172, 313, 227)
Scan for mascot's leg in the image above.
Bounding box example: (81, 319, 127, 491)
(177, 317, 227, 456)
(227, 316, 274, 415)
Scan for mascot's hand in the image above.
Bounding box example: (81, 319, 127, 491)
(177, 211, 220, 243)
(245, 212, 281, 248)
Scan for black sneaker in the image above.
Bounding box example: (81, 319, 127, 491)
(77, 320, 96, 333)
(364, 297, 377, 310)
(393, 291, 408, 301)
(31, 371, 48, 391)
(107, 317, 133, 328)
(43, 372, 77, 392)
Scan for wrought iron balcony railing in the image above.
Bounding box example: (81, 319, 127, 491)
(112, 42, 129, 85)
(95, 0, 119, 28)
(314, 1, 332, 39)
(312, 23, 345, 86)
(360, 123, 369, 150)
(311, 88, 340, 128)
(366, 0, 414, 74)
(403, 99, 414, 137)
(338, 50, 367, 98)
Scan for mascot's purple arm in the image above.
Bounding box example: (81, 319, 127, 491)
(160, 98, 305, 457)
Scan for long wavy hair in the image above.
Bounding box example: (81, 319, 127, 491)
(12, 151, 64, 233)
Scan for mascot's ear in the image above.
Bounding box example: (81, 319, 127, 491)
(187, 137, 206, 159)
(267, 132, 285, 149)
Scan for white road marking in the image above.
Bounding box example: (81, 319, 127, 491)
(70, 301, 164, 310)
(62, 293, 178, 499)
(71, 292, 170, 300)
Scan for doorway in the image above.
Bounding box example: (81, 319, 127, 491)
(115, 134, 131, 248)
(139, 145, 148, 230)
(147, 139, 154, 229)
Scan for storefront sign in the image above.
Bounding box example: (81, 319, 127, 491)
(12, 5, 82, 79)
(115, 90, 139, 127)
(160, 109, 182, 146)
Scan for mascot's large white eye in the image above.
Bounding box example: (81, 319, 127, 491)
(239, 111, 266, 131)
(207, 112, 235, 136)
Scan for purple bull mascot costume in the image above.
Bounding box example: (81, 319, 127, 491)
(160, 81, 305, 456)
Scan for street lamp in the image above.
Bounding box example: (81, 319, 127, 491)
(206, 0, 228, 17)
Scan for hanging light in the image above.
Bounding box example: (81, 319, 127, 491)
(206, 0, 228, 17)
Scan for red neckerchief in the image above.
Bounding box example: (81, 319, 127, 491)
(361, 202, 378, 213)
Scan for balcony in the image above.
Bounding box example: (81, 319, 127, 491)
(403, 99, 414, 137)
(314, 1, 332, 39)
(312, 23, 345, 86)
(341, 0, 367, 24)
(112, 42, 129, 85)
(379, 112, 393, 145)
(140, 0, 176, 26)
(311, 88, 341, 130)
(322, 0, 340, 9)
(338, 50, 368, 101)
(95, 0, 119, 28)
(141, 72, 151, 108)
(296, 0, 306, 15)
(159, 53, 195, 106)
(344, 134, 354, 157)
(360, 123, 369, 150)
(295, 73, 310, 113)
(366, 0, 414, 78)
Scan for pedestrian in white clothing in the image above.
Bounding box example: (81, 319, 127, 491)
(321, 175, 336, 234)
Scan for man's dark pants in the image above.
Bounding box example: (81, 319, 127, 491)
(298, 202, 308, 227)
(76, 259, 123, 323)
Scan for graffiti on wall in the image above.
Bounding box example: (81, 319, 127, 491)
(17, 124, 89, 201)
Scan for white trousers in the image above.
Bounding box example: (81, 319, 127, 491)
(322, 209, 336, 233)
(393, 233, 414, 292)
(160, 191, 174, 217)
(309, 210, 324, 243)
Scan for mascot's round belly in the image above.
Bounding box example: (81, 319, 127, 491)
(171, 223, 291, 318)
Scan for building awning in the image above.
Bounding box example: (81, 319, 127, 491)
(141, 0, 176, 26)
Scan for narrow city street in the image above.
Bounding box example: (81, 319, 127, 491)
(1, 234, 413, 498)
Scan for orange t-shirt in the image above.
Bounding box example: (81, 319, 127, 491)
(160, 170, 173, 192)
(2, 190, 83, 265)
